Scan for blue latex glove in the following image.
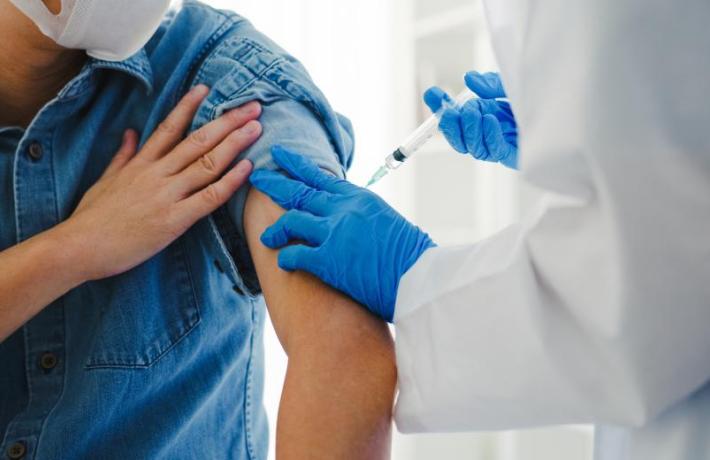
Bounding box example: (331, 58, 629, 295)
(424, 71, 519, 169)
(250, 146, 436, 322)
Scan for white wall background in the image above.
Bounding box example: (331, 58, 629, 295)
(198, 1, 594, 459)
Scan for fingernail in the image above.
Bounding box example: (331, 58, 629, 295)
(191, 84, 209, 97)
(242, 101, 261, 115)
(235, 160, 253, 174)
(231, 101, 260, 118)
(244, 120, 261, 135)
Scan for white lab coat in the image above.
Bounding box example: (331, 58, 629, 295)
(393, 1, 710, 459)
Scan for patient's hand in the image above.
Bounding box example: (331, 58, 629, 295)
(61, 85, 262, 281)
(0, 87, 263, 343)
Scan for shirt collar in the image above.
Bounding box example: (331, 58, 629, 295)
(90, 49, 154, 93)
(57, 49, 155, 100)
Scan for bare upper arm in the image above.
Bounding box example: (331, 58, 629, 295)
(243, 187, 392, 355)
(243, 187, 395, 459)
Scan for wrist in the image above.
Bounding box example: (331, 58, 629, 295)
(45, 220, 94, 287)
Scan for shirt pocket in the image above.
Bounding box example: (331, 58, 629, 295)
(84, 238, 200, 370)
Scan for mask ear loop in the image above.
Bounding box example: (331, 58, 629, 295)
(9, 0, 74, 40)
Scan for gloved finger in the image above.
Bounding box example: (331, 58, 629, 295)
(503, 129, 519, 148)
(482, 114, 518, 167)
(261, 209, 329, 249)
(277, 244, 323, 275)
(477, 99, 517, 139)
(465, 71, 507, 99)
(498, 101, 515, 120)
(496, 101, 517, 135)
(423, 87, 453, 113)
(476, 98, 502, 117)
(271, 145, 355, 194)
(250, 169, 332, 214)
(460, 100, 488, 160)
(439, 109, 467, 153)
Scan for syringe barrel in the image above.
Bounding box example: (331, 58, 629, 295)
(398, 88, 472, 158)
(398, 115, 440, 158)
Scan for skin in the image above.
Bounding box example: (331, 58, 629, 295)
(0, 0, 84, 127)
(245, 191, 396, 459)
(1, 0, 397, 458)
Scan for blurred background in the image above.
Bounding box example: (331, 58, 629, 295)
(198, 0, 594, 458)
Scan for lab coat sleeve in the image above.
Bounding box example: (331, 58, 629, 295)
(393, 0, 710, 432)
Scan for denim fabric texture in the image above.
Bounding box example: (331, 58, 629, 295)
(0, 2, 353, 459)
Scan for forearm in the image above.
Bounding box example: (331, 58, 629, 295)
(245, 189, 396, 459)
(0, 222, 84, 341)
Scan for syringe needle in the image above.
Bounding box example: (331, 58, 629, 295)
(366, 166, 390, 188)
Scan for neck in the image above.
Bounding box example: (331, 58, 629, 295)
(0, 2, 86, 128)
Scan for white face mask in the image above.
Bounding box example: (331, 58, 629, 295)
(9, 0, 172, 61)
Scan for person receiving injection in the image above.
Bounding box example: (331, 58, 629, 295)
(368, 71, 518, 187)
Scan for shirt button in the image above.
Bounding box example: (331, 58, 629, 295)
(6, 441, 26, 460)
(39, 352, 58, 371)
(27, 142, 43, 161)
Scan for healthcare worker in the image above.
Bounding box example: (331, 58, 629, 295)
(249, 0, 710, 459)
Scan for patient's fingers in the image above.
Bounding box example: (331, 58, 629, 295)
(173, 120, 262, 196)
(101, 130, 138, 179)
(174, 160, 254, 227)
(140, 84, 209, 160)
(161, 101, 262, 175)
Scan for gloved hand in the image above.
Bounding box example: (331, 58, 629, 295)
(424, 71, 519, 169)
(250, 146, 436, 322)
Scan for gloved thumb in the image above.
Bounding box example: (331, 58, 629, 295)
(278, 245, 321, 275)
(423, 87, 453, 113)
(261, 210, 328, 249)
(465, 71, 507, 99)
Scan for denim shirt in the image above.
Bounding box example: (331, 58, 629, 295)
(0, 2, 353, 459)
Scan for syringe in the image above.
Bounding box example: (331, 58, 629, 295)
(366, 88, 473, 187)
